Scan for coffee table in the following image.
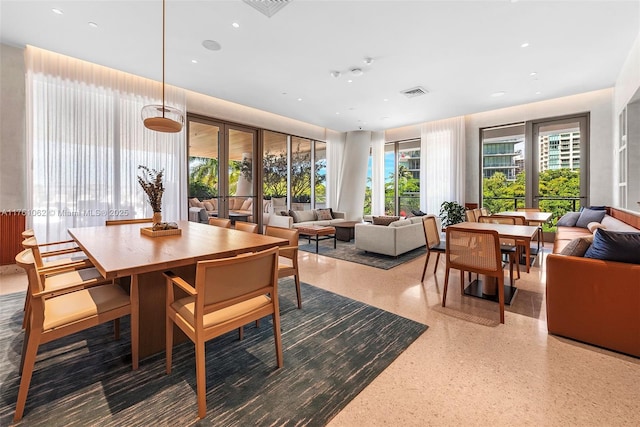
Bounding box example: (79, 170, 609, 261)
(296, 225, 336, 253)
(333, 221, 360, 242)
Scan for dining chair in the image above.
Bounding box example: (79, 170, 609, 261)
(480, 207, 490, 217)
(264, 225, 301, 309)
(234, 221, 259, 233)
(21, 229, 90, 269)
(472, 208, 483, 222)
(13, 249, 138, 421)
(443, 227, 507, 324)
(164, 247, 282, 419)
(105, 218, 153, 225)
(421, 215, 446, 281)
(20, 237, 117, 329)
(208, 217, 232, 228)
(465, 210, 477, 222)
(516, 207, 544, 247)
(476, 216, 519, 285)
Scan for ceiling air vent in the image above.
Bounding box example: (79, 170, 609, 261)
(400, 86, 429, 98)
(243, 0, 292, 18)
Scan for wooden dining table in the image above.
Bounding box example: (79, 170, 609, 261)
(68, 220, 287, 359)
(497, 211, 552, 262)
(448, 221, 539, 305)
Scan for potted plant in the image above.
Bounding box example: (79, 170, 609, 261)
(439, 201, 466, 228)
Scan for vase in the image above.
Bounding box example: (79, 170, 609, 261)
(152, 211, 162, 225)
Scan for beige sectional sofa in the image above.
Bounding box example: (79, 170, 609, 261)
(188, 197, 271, 223)
(355, 216, 427, 256)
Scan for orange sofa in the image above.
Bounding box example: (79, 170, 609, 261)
(546, 207, 640, 357)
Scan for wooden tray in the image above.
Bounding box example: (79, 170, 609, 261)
(140, 227, 182, 237)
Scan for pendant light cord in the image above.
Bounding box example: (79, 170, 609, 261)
(162, 0, 166, 118)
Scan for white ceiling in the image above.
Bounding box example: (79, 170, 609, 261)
(1, 0, 639, 132)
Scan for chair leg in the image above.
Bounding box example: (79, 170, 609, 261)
(195, 338, 207, 419)
(165, 317, 173, 375)
(442, 268, 450, 307)
(433, 253, 441, 274)
(19, 320, 31, 375)
(238, 326, 244, 340)
(421, 252, 431, 282)
(460, 270, 465, 295)
(272, 312, 284, 368)
(509, 254, 515, 288)
(14, 331, 40, 422)
(294, 274, 302, 309)
(498, 277, 505, 324)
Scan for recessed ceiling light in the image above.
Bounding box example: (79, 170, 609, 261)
(347, 79, 353, 83)
(281, 92, 287, 95)
(348, 107, 356, 110)
(335, 112, 340, 115)
(536, 91, 542, 95)
(191, 59, 198, 64)
(491, 91, 506, 97)
(363, 57, 374, 65)
(52, 8, 63, 15)
(232, 22, 240, 28)
(202, 40, 222, 51)
(330, 71, 341, 78)
(88, 22, 98, 28)
(530, 71, 537, 76)
(297, 98, 302, 101)
(521, 42, 530, 48)
(383, 98, 389, 102)
(350, 68, 364, 77)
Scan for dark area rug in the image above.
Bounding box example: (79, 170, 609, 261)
(299, 238, 427, 269)
(0, 279, 427, 426)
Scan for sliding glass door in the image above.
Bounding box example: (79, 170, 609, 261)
(188, 116, 258, 223)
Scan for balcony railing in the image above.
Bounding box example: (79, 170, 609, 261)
(482, 196, 587, 230)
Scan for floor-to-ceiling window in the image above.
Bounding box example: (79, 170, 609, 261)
(364, 148, 373, 215)
(481, 114, 589, 229)
(291, 137, 312, 210)
(381, 140, 421, 216)
(315, 141, 327, 209)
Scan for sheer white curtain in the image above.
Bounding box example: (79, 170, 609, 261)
(326, 132, 345, 210)
(421, 116, 466, 215)
(370, 131, 386, 215)
(25, 46, 186, 241)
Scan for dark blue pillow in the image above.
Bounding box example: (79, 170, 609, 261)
(575, 208, 606, 228)
(556, 212, 580, 227)
(584, 229, 640, 264)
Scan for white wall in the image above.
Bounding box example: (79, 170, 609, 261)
(614, 32, 640, 114)
(0, 44, 26, 210)
(614, 30, 640, 210)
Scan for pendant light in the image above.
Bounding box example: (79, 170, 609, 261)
(141, 0, 184, 133)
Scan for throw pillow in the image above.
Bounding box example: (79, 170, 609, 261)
(241, 198, 252, 210)
(576, 208, 606, 228)
(556, 212, 580, 227)
(372, 216, 400, 226)
(559, 235, 594, 257)
(587, 222, 607, 233)
(411, 209, 426, 216)
(280, 211, 289, 217)
(315, 208, 333, 221)
(188, 197, 200, 208)
(203, 201, 214, 212)
(289, 209, 316, 223)
(584, 229, 640, 264)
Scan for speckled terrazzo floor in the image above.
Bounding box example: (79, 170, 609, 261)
(2, 244, 639, 426)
